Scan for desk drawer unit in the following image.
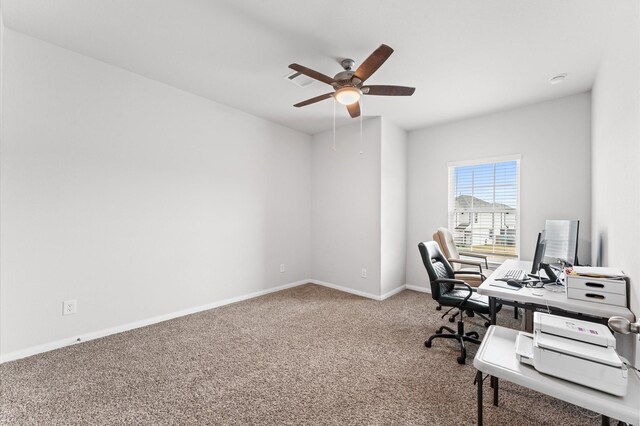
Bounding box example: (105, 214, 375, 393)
(566, 275, 628, 307)
(566, 288, 627, 307)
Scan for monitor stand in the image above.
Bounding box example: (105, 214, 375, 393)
(540, 263, 559, 283)
(527, 274, 555, 285)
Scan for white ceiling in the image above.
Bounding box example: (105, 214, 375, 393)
(1, 0, 618, 134)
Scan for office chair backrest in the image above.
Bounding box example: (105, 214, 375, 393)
(433, 227, 459, 261)
(418, 241, 455, 300)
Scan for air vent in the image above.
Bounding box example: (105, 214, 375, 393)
(285, 71, 314, 87)
(549, 73, 568, 85)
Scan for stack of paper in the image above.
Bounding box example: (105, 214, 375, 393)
(570, 266, 626, 279)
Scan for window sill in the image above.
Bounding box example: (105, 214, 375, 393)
(487, 258, 520, 269)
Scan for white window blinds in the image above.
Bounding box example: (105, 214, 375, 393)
(447, 158, 520, 260)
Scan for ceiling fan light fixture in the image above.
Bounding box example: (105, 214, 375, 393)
(335, 87, 362, 105)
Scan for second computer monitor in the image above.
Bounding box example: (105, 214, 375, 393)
(531, 231, 546, 274)
(543, 219, 579, 266)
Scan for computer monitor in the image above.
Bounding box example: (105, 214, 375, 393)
(531, 231, 546, 274)
(543, 219, 580, 266)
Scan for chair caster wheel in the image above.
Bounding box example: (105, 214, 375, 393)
(448, 316, 455, 323)
(425, 340, 432, 348)
(436, 305, 442, 311)
(484, 322, 491, 328)
(466, 309, 475, 317)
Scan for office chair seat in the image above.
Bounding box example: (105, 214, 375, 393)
(438, 290, 492, 314)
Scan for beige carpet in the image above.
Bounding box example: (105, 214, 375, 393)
(1, 284, 601, 425)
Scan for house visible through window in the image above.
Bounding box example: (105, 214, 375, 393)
(447, 157, 520, 260)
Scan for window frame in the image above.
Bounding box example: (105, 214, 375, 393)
(447, 154, 521, 261)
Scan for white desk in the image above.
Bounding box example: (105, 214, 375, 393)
(473, 326, 640, 425)
(478, 259, 635, 325)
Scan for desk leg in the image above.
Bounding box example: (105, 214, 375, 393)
(524, 309, 534, 333)
(487, 297, 498, 406)
(492, 376, 498, 406)
(476, 371, 483, 426)
(601, 415, 610, 426)
(489, 297, 497, 325)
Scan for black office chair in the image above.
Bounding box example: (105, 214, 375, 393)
(419, 241, 501, 364)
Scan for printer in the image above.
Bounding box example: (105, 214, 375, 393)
(515, 312, 628, 396)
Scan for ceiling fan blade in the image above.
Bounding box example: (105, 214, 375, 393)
(289, 64, 335, 86)
(346, 102, 361, 118)
(293, 92, 334, 107)
(363, 85, 415, 96)
(353, 44, 394, 83)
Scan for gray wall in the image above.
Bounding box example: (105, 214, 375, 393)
(311, 117, 408, 299)
(310, 118, 382, 297)
(406, 93, 592, 290)
(591, 0, 640, 366)
(381, 118, 408, 296)
(0, 29, 312, 357)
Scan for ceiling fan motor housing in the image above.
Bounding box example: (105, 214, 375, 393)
(340, 58, 355, 71)
(333, 70, 355, 86)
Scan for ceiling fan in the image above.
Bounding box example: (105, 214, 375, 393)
(289, 44, 415, 118)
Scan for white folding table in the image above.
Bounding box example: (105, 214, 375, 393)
(473, 326, 640, 426)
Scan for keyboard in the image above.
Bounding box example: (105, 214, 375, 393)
(497, 269, 527, 281)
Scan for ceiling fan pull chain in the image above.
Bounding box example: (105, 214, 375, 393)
(359, 97, 364, 155)
(333, 97, 337, 151)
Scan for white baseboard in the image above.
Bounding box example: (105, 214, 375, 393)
(0, 279, 309, 364)
(380, 285, 406, 300)
(310, 281, 407, 301)
(309, 279, 383, 300)
(405, 284, 432, 294)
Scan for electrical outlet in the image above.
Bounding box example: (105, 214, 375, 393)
(280, 264, 286, 273)
(361, 268, 367, 278)
(63, 299, 77, 316)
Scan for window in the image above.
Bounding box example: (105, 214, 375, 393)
(448, 157, 520, 260)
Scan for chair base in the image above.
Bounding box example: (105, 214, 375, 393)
(447, 309, 491, 328)
(425, 320, 482, 364)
